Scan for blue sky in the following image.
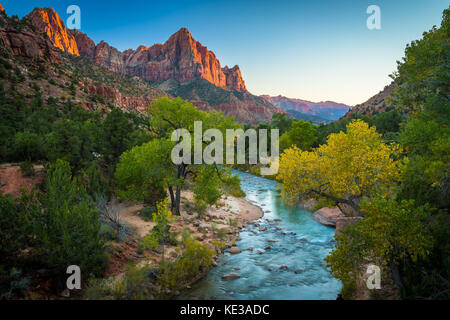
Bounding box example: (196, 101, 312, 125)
(2, 0, 448, 105)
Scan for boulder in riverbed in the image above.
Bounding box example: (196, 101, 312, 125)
(312, 207, 345, 227)
(228, 247, 242, 254)
(222, 273, 240, 280)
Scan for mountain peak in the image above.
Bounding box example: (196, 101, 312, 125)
(26, 7, 79, 56)
(177, 27, 192, 35)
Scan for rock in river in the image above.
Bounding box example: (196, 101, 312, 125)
(228, 247, 242, 254)
(222, 273, 241, 280)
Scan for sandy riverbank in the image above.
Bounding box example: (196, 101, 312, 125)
(108, 191, 264, 279)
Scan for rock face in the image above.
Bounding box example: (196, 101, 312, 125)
(0, 11, 61, 63)
(70, 27, 246, 92)
(85, 84, 163, 112)
(312, 207, 345, 227)
(24, 8, 245, 92)
(25, 8, 79, 56)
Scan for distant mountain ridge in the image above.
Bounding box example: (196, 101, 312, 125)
(262, 95, 351, 123)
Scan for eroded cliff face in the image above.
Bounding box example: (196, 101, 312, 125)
(71, 27, 247, 92)
(0, 9, 61, 63)
(25, 8, 79, 56)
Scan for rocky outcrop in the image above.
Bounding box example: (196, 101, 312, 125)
(312, 207, 346, 227)
(0, 13, 61, 63)
(25, 8, 79, 56)
(86, 83, 164, 112)
(222, 65, 246, 92)
(69, 29, 95, 59)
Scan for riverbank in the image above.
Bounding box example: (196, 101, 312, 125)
(308, 203, 399, 300)
(104, 190, 264, 297)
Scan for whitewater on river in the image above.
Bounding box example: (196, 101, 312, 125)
(181, 170, 342, 300)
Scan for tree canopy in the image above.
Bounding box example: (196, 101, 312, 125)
(277, 119, 402, 213)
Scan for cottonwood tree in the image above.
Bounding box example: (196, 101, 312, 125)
(115, 97, 242, 216)
(277, 119, 402, 215)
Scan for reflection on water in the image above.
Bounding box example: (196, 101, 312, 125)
(181, 170, 341, 300)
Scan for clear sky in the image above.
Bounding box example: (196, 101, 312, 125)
(2, 0, 448, 105)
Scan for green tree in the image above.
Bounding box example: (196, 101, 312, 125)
(271, 113, 293, 135)
(102, 108, 134, 165)
(34, 160, 107, 280)
(325, 198, 433, 298)
(115, 138, 173, 206)
(279, 120, 317, 152)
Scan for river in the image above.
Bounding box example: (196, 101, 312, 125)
(181, 170, 342, 300)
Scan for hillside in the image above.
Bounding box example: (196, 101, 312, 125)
(344, 82, 397, 118)
(0, 7, 167, 115)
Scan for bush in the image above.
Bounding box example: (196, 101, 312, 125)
(138, 232, 159, 253)
(158, 236, 214, 292)
(140, 205, 156, 221)
(150, 200, 176, 245)
(0, 268, 31, 299)
(19, 161, 35, 177)
(84, 264, 156, 300)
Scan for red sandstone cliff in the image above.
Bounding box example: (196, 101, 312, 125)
(25, 8, 79, 56)
(25, 8, 247, 93)
(0, 9, 61, 63)
(71, 27, 247, 92)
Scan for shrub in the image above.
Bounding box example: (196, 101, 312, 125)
(84, 264, 156, 300)
(151, 200, 176, 245)
(0, 268, 31, 299)
(19, 161, 35, 177)
(140, 205, 156, 221)
(138, 232, 159, 252)
(158, 236, 214, 292)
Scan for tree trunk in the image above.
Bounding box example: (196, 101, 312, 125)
(168, 186, 177, 215)
(174, 186, 181, 216)
(389, 260, 404, 293)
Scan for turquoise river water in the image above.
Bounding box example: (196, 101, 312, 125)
(181, 170, 342, 300)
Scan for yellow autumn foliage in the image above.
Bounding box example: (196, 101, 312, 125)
(277, 120, 403, 207)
